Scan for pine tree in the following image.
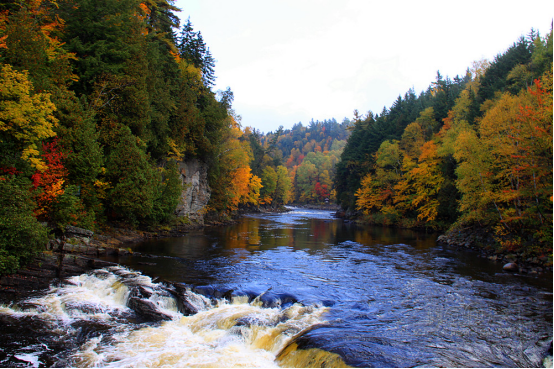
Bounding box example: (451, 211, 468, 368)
(177, 18, 216, 88)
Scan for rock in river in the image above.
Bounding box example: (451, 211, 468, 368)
(503, 262, 519, 272)
(127, 297, 173, 322)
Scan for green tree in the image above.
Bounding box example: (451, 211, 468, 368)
(148, 159, 184, 225)
(260, 166, 277, 204)
(177, 18, 216, 88)
(274, 165, 292, 205)
(104, 124, 157, 225)
(0, 175, 49, 275)
(296, 161, 318, 203)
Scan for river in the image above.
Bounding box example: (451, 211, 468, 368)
(1, 208, 552, 367)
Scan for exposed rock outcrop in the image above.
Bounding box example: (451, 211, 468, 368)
(175, 159, 211, 224)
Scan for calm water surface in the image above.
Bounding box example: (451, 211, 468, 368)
(1, 208, 552, 367)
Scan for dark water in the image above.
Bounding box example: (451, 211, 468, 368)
(0, 208, 552, 367)
(108, 208, 553, 367)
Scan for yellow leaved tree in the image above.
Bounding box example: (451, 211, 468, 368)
(454, 71, 552, 250)
(0, 64, 57, 172)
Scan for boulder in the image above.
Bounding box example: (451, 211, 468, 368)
(503, 262, 519, 272)
(436, 235, 448, 243)
(176, 293, 199, 316)
(127, 297, 173, 322)
(170, 284, 200, 316)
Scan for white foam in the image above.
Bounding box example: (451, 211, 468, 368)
(1, 267, 328, 368)
(71, 300, 327, 367)
(14, 353, 42, 368)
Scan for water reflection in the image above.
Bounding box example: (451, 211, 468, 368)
(101, 209, 552, 367)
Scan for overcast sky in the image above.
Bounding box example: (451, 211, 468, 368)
(173, 0, 553, 133)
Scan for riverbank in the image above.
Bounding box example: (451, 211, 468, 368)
(338, 213, 552, 275)
(437, 227, 553, 275)
(289, 203, 341, 211)
(2, 206, 551, 305)
(0, 221, 206, 305)
(0, 207, 280, 304)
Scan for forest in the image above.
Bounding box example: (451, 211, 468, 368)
(335, 28, 552, 260)
(255, 118, 351, 205)
(0, 0, 352, 274)
(0, 0, 552, 274)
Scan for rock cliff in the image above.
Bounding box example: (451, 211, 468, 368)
(175, 159, 211, 224)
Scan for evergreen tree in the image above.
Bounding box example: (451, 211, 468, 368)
(477, 37, 532, 104)
(177, 18, 216, 87)
(104, 125, 157, 225)
(0, 175, 49, 274)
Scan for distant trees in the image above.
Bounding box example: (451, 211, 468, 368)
(240, 118, 350, 207)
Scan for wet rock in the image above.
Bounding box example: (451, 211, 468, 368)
(503, 262, 519, 272)
(72, 320, 113, 345)
(176, 293, 199, 316)
(65, 225, 94, 238)
(16, 302, 47, 313)
(130, 285, 154, 299)
(0, 254, 116, 305)
(170, 284, 200, 315)
(261, 292, 298, 308)
(212, 288, 235, 301)
(127, 297, 172, 322)
(436, 235, 447, 243)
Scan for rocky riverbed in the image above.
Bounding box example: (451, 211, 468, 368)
(0, 224, 199, 305)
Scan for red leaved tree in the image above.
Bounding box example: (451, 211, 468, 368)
(32, 138, 68, 219)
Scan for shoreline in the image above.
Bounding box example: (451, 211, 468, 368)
(1, 207, 552, 305)
(335, 214, 553, 274)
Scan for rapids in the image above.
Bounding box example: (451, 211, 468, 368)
(0, 208, 552, 367)
(1, 266, 332, 367)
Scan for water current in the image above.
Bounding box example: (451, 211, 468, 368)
(1, 208, 552, 367)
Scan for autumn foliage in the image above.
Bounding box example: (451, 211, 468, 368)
(352, 33, 552, 256)
(32, 139, 68, 218)
(0, 0, 552, 274)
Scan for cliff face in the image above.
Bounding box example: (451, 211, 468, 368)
(175, 159, 211, 224)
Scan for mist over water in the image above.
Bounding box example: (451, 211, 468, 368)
(1, 208, 552, 367)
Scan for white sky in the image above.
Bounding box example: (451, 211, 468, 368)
(173, 0, 553, 133)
